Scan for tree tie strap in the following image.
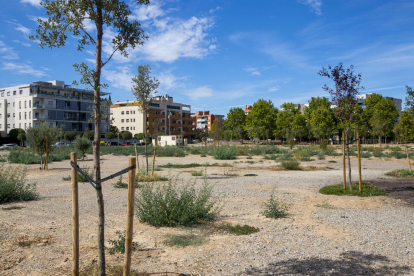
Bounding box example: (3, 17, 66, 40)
(70, 161, 136, 190)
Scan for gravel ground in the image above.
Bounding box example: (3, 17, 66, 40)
(0, 152, 413, 275)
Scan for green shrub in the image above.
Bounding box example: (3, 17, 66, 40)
(246, 160, 254, 164)
(319, 183, 387, 197)
(214, 146, 238, 160)
(157, 146, 185, 157)
(163, 234, 207, 247)
(228, 224, 260, 235)
(390, 146, 402, 152)
(320, 140, 328, 151)
(281, 160, 301, 170)
(0, 165, 38, 204)
(317, 152, 325, 160)
(315, 203, 337, 209)
(161, 163, 204, 169)
(191, 170, 203, 176)
(113, 176, 128, 188)
(360, 152, 372, 158)
(373, 151, 385, 158)
(108, 230, 140, 255)
(261, 192, 289, 219)
(135, 169, 168, 182)
(135, 179, 221, 227)
(244, 174, 257, 176)
(388, 151, 405, 159)
(236, 146, 249, 156)
(386, 169, 414, 178)
(8, 147, 42, 164)
(187, 147, 203, 155)
(78, 166, 94, 182)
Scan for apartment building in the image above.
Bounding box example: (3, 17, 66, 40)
(0, 80, 110, 137)
(244, 105, 252, 115)
(357, 93, 402, 114)
(110, 94, 196, 139)
(193, 111, 224, 131)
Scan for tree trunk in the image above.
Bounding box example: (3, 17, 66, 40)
(145, 132, 148, 174)
(346, 135, 352, 191)
(94, 10, 105, 276)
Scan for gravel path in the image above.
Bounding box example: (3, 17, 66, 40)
(0, 153, 413, 275)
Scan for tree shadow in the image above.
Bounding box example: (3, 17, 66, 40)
(243, 251, 411, 275)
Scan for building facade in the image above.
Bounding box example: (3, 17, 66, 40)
(110, 94, 196, 138)
(193, 111, 224, 131)
(357, 93, 402, 113)
(244, 105, 252, 115)
(0, 80, 109, 137)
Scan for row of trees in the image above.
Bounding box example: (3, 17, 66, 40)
(223, 91, 404, 144)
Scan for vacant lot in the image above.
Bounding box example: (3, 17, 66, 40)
(0, 148, 413, 275)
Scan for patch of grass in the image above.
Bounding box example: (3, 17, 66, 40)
(62, 175, 71, 181)
(214, 146, 238, 160)
(160, 162, 231, 169)
(319, 183, 387, 197)
(373, 151, 385, 158)
(16, 235, 52, 247)
(0, 156, 7, 162)
(317, 152, 325, 160)
(261, 192, 289, 219)
(388, 151, 405, 159)
(0, 165, 38, 204)
(246, 155, 253, 159)
(245, 160, 254, 164)
(108, 230, 140, 255)
(244, 173, 257, 176)
(2, 206, 24, 210)
(163, 234, 207, 247)
(315, 203, 337, 209)
(328, 160, 337, 163)
(153, 166, 163, 171)
(156, 146, 186, 157)
(360, 152, 372, 158)
(386, 169, 414, 178)
(191, 170, 203, 176)
(135, 178, 221, 227)
(281, 160, 301, 170)
(113, 176, 128, 188)
(227, 224, 260, 235)
(200, 153, 207, 157)
(80, 265, 149, 276)
(78, 166, 94, 182)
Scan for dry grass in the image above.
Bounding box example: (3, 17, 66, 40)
(14, 234, 53, 247)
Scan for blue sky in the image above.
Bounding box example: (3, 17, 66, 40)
(1, 0, 413, 116)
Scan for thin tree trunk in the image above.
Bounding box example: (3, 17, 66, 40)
(346, 134, 352, 191)
(94, 10, 105, 276)
(145, 132, 148, 174)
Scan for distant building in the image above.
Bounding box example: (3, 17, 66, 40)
(0, 80, 110, 137)
(110, 94, 196, 139)
(357, 93, 402, 115)
(244, 105, 252, 115)
(193, 111, 224, 131)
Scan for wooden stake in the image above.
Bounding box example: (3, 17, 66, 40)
(357, 132, 362, 193)
(342, 132, 346, 190)
(70, 152, 79, 276)
(45, 135, 49, 170)
(406, 145, 412, 172)
(152, 148, 156, 176)
(123, 157, 136, 276)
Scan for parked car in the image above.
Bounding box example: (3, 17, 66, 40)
(131, 141, 142, 146)
(53, 142, 67, 147)
(122, 142, 133, 146)
(0, 143, 19, 150)
(109, 141, 120, 146)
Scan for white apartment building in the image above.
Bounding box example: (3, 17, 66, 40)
(110, 94, 196, 138)
(0, 80, 110, 137)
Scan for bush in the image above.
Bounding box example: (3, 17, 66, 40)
(320, 139, 328, 151)
(75, 136, 91, 160)
(8, 147, 40, 164)
(319, 183, 387, 197)
(360, 152, 372, 158)
(388, 151, 405, 159)
(0, 165, 38, 204)
(236, 146, 249, 156)
(157, 146, 186, 157)
(163, 234, 207, 247)
(214, 146, 238, 160)
(281, 160, 301, 170)
(191, 170, 203, 176)
(317, 152, 325, 160)
(135, 169, 168, 182)
(386, 169, 414, 178)
(78, 166, 94, 182)
(228, 224, 260, 235)
(135, 179, 221, 227)
(108, 230, 139, 255)
(261, 192, 289, 219)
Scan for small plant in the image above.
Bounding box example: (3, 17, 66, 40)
(281, 160, 301, 170)
(163, 234, 207, 247)
(200, 153, 206, 157)
(317, 152, 325, 160)
(136, 169, 168, 182)
(244, 173, 257, 176)
(62, 175, 71, 181)
(315, 203, 337, 209)
(320, 139, 328, 151)
(0, 165, 38, 204)
(113, 176, 128, 188)
(214, 146, 238, 160)
(108, 230, 140, 255)
(328, 160, 337, 163)
(246, 160, 254, 164)
(261, 192, 289, 219)
(227, 224, 260, 235)
(319, 183, 387, 197)
(78, 166, 94, 182)
(191, 170, 203, 176)
(386, 169, 414, 178)
(246, 155, 252, 159)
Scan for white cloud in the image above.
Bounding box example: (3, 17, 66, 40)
(20, 0, 41, 8)
(7, 21, 31, 36)
(298, 0, 322, 15)
(2, 62, 48, 77)
(269, 86, 279, 92)
(157, 69, 187, 90)
(183, 86, 214, 100)
(244, 66, 261, 76)
(209, 6, 221, 13)
(0, 41, 19, 60)
(102, 67, 134, 91)
(131, 1, 164, 21)
(28, 15, 48, 22)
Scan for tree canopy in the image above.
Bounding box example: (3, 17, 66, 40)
(245, 99, 278, 138)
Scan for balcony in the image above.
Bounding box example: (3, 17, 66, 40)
(34, 115, 49, 120)
(33, 104, 55, 109)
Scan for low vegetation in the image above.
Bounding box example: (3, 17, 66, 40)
(108, 230, 140, 255)
(214, 146, 238, 160)
(315, 203, 337, 209)
(0, 165, 38, 204)
(261, 192, 289, 219)
(134, 178, 221, 227)
(163, 234, 207, 248)
(227, 224, 260, 235)
(280, 159, 301, 170)
(135, 169, 169, 182)
(386, 169, 414, 178)
(319, 183, 387, 197)
(80, 265, 149, 276)
(191, 170, 203, 176)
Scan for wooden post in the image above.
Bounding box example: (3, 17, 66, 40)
(135, 145, 139, 172)
(45, 135, 49, 170)
(342, 132, 346, 190)
(152, 148, 156, 176)
(70, 152, 79, 276)
(406, 145, 412, 172)
(357, 132, 362, 193)
(123, 157, 136, 276)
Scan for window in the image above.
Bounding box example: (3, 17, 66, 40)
(0, 124, 2, 128)
(7, 92, 10, 96)
(121, 127, 124, 130)
(7, 113, 10, 118)
(121, 119, 124, 123)
(24, 101, 26, 108)
(13, 91, 16, 95)
(19, 90, 22, 95)
(19, 123, 21, 128)
(7, 124, 10, 128)
(0, 114, 1, 118)
(13, 102, 15, 107)
(29, 123, 31, 127)
(126, 119, 129, 122)
(13, 113, 15, 118)
(24, 123, 26, 129)
(19, 112, 21, 120)
(24, 112, 26, 119)
(1, 92, 3, 97)
(29, 111, 31, 119)
(126, 127, 129, 130)
(7, 103, 10, 108)
(133, 119, 135, 122)
(29, 100, 31, 108)
(121, 111, 124, 115)
(0, 103, 1, 108)
(126, 111, 129, 114)
(13, 124, 15, 128)
(19, 101, 21, 109)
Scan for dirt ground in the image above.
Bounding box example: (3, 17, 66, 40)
(0, 149, 413, 275)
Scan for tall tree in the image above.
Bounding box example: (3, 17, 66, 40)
(132, 65, 160, 173)
(361, 93, 383, 127)
(395, 111, 414, 143)
(404, 86, 414, 115)
(245, 99, 278, 137)
(26, 122, 58, 169)
(224, 107, 246, 139)
(309, 106, 336, 141)
(275, 103, 299, 138)
(369, 98, 399, 144)
(30, 1, 150, 274)
(319, 63, 363, 191)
